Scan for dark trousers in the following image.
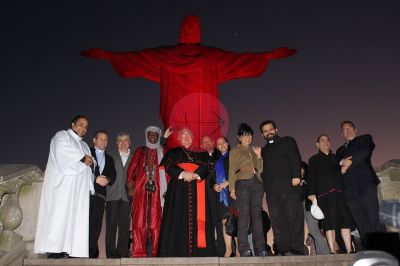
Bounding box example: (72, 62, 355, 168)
(105, 199, 131, 258)
(346, 185, 387, 244)
(89, 195, 105, 258)
(267, 193, 304, 254)
(236, 176, 265, 254)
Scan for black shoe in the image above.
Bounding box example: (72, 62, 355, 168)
(240, 250, 252, 257)
(276, 251, 295, 256)
(255, 249, 268, 257)
(47, 252, 69, 259)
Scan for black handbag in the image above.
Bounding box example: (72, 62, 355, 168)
(225, 214, 238, 236)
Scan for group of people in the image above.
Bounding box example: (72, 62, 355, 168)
(33, 115, 386, 258)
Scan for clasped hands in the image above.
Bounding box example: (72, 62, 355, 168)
(83, 155, 93, 166)
(214, 180, 229, 192)
(180, 171, 200, 182)
(96, 175, 109, 186)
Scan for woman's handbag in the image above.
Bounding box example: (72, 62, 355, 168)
(225, 214, 238, 236)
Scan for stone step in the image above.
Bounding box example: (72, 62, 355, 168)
(24, 254, 356, 266)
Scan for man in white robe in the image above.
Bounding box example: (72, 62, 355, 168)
(34, 115, 95, 258)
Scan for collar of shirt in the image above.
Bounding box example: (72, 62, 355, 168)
(119, 149, 130, 157)
(95, 147, 105, 153)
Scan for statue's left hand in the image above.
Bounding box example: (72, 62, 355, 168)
(268, 47, 297, 59)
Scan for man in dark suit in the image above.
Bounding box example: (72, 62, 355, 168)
(336, 121, 386, 245)
(106, 132, 133, 258)
(259, 120, 304, 256)
(89, 130, 116, 258)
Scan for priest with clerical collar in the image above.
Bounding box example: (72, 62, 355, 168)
(158, 128, 216, 257)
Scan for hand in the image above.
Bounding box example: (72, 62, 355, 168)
(127, 182, 135, 196)
(292, 178, 301, 186)
(96, 175, 109, 186)
(214, 184, 222, 192)
(341, 156, 352, 173)
(181, 171, 195, 182)
(80, 48, 109, 59)
(252, 146, 262, 158)
(308, 195, 317, 204)
(84, 155, 93, 166)
(268, 47, 297, 59)
(164, 127, 173, 138)
(230, 189, 237, 200)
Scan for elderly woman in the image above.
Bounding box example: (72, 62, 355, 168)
(229, 123, 266, 257)
(308, 134, 354, 254)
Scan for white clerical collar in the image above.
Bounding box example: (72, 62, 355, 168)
(268, 140, 274, 144)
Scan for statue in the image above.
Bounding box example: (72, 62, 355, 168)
(81, 15, 296, 147)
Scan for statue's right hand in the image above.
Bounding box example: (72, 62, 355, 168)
(80, 48, 109, 59)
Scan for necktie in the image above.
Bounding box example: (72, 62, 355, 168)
(344, 141, 349, 149)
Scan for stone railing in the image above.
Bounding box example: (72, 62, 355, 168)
(0, 161, 398, 265)
(0, 164, 43, 266)
(375, 159, 400, 231)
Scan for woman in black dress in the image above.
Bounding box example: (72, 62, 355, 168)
(213, 136, 240, 257)
(308, 134, 354, 254)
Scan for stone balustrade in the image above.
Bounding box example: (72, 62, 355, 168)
(0, 164, 43, 266)
(0, 160, 398, 266)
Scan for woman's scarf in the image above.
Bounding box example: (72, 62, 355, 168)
(215, 152, 229, 207)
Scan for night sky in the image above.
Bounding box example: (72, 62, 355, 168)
(2, 1, 399, 168)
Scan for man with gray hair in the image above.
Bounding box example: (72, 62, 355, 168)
(106, 132, 133, 258)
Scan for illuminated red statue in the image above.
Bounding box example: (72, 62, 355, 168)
(81, 15, 296, 147)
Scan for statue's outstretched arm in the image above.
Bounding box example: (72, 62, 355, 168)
(81, 48, 111, 60)
(266, 47, 297, 60)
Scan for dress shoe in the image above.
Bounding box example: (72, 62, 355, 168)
(255, 249, 268, 257)
(240, 250, 252, 257)
(47, 252, 69, 259)
(276, 251, 295, 256)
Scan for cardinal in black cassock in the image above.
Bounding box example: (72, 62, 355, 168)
(158, 128, 216, 257)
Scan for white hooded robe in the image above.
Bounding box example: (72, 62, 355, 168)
(34, 129, 94, 257)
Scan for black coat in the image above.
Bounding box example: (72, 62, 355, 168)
(90, 147, 116, 197)
(261, 136, 302, 195)
(307, 151, 343, 197)
(336, 134, 380, 196)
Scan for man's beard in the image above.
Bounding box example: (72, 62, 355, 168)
(265, 133, 276, 141)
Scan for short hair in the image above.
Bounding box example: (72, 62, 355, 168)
(237, 123, 254, 136)
(259, 120, 277, 133)
(340, 120, 356, 129)
(179, 128, 193, 137)
(116, 132, 130, 140)
(70, 115, 88, 125)
(93, 130, 108, 139)
(316, 133, 329, 143)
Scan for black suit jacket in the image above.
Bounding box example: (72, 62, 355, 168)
(261, 136, 302, 195)
(336, 134, 380, 195)
(90, 147, 116, 197)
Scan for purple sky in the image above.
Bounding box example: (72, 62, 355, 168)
(1, 1, 399, 168)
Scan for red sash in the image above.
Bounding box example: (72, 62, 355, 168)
(178, 162, 206, 248)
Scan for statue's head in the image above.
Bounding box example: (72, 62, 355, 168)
(179, 15, 200, 44)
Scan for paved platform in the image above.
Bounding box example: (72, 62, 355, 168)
(24, 254, 356, 266)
